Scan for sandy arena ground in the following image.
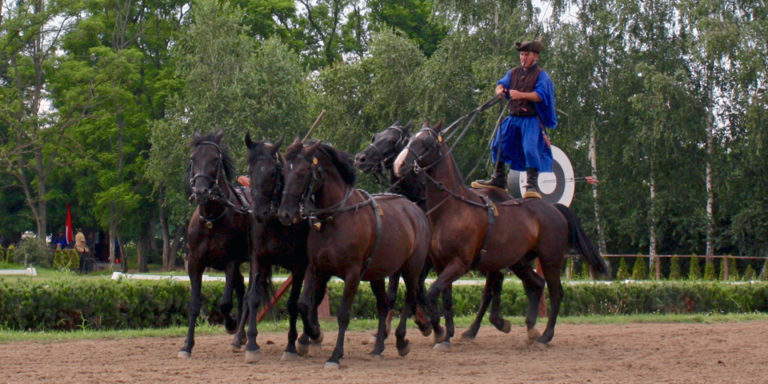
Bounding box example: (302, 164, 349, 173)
(1, 321, 766, 383)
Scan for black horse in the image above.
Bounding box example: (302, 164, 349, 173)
(179, 132, 250, 358)
(241, 134, 323, 363)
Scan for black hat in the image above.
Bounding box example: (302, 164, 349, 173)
(514, 41, 544, 53)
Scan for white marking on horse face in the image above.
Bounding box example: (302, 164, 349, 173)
(393, 147, 410, 177)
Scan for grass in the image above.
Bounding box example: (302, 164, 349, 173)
(1, 313, 765, 343)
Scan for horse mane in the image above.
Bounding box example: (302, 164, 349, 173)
(190, 133, 236, 181)
(285, 140, 356, 186)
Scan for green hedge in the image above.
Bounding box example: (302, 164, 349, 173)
(1, 278, 766, 331)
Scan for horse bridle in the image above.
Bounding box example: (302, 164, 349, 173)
(251, 152, 284, 218)
(363, 124, 410, 172)
(189, 140, 249, 227)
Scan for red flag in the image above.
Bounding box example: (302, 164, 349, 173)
(585, 176, 598, 184)
(65, 204, 74, 245)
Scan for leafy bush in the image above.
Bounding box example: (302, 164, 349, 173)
(616, 258, 630, 280)
(1, 278, 766, 331)
(668, 257, 681, 280)
(52, 249, 80, 271)
(704, 260, 717, 280)
(689, 256, 702, 280)
(13, 238, 50, 267)
(631, 257, 647, 280)
(743, 265, 756, 281)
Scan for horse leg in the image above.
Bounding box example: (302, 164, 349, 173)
(282, 267, 306, 360)
(244, 266, 267, 363)
(462, 271, 500, 339)
(439, 284, 455, 348)
(326, 275, 360, 369)
(487, 271, 510, 333)
(369, 273, 398, 344)
(510, 261, 545, 344)
(220, 262, 240, 334)
(425, 260, 465, 345)
(296, 268, 323, 356)
(231, 267, 247, 348)
(179, 264, 203, 358)
(413, 258, 432, 337)
(537, 263, 565, 346)
(395, 266, 423, 357)
(368, 279, 389, 357)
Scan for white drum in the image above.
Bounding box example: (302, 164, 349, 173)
(507, 145, 575, 207)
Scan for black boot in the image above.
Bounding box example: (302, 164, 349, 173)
(523, 168, 542, 199)
(471, 161, 508, 191)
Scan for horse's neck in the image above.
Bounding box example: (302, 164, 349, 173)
(314, 170, 355, 208)
(388, 168, 424, 202)
(424, 144, 473, 204)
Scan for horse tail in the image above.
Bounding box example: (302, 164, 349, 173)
(554, 203, 609, 275)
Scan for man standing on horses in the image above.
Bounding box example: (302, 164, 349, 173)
(472, 40, 557, 199)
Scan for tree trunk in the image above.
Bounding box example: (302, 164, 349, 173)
(648, 157, 657, 272)
(137, 221, 151, 272)
(705, 69, 715, 261)
(589, 121, 607, 254)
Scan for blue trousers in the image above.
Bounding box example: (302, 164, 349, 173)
(490, 115, 553, 172)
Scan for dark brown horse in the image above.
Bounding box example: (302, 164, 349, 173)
(278, 139, 435, 368)
(394, 121, 608, 346)
(241, 134, 323, 363)
(355, 120, 515, 346)
(180, 132, 250, 358)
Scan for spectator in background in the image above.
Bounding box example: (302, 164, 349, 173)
(75, 228, 91, 273)
(53, 231, 68, 249)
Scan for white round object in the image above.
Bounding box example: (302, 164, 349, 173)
(507, 145, 575, 206)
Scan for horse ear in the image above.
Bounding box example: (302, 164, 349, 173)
(215, 130, 224, 143)
(422, 119, 431, 128)
(292, 136, 302, 146)
(271, 137, 284, 154)
(434, 120, 444, 132)
(245, 132, 254, 149)
(304, 141, 322, 157)
(404, 119, 413, 132)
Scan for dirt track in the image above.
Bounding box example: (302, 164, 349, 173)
(1, 321, 767, 383)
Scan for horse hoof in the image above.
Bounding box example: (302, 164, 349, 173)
(433, 341, 451, 351)
(281, 352, 298, 361)
(230, 344, 243, 353)
(501, 320, 512, 333)
(297, 343, 309, 356)
(534, 341, 549, 349)
(527, 328, 541, 345)
(224, 319, 237, 334)
(245, 350, 261, 364)
(312, 331, 324, 345)
(324, 362, 340, 370)
(433, 327, 447, 344)
(177, 351, 191, 359)
(460, 329, 477, 340)
(368, 353, 383, 360)
(397, 341, 411, 357)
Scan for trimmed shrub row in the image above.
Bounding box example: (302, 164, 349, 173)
(0, 278, 766, 331)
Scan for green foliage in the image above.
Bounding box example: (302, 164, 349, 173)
(704, 260, 717, 281)
(52, 249, 80, 272)
(743, 265, 756, 281)
(1, 279, 766, 331)
(760, 260, 768, 280)
(580, 260, 590, 279)
(669, 257, 682, 280)
(689, 257, 702, 280)
(616, 258, 631, 280)
(631, 257, 648, 280)
(14, 239, 49, 268)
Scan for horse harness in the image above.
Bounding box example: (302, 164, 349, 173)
(189, 140, 251, 229)
(408, 127, 521, 268)
(297, 153, 385, 278)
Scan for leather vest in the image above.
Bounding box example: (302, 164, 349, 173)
(508, 64, 542, 116)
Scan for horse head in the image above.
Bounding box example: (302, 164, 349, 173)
(278, 138, 356, 226)
(394, 120, 444, 178)
(245, 133, 284, 223)
(354, 120, 412, 173)
(189, 131, 234, 204)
